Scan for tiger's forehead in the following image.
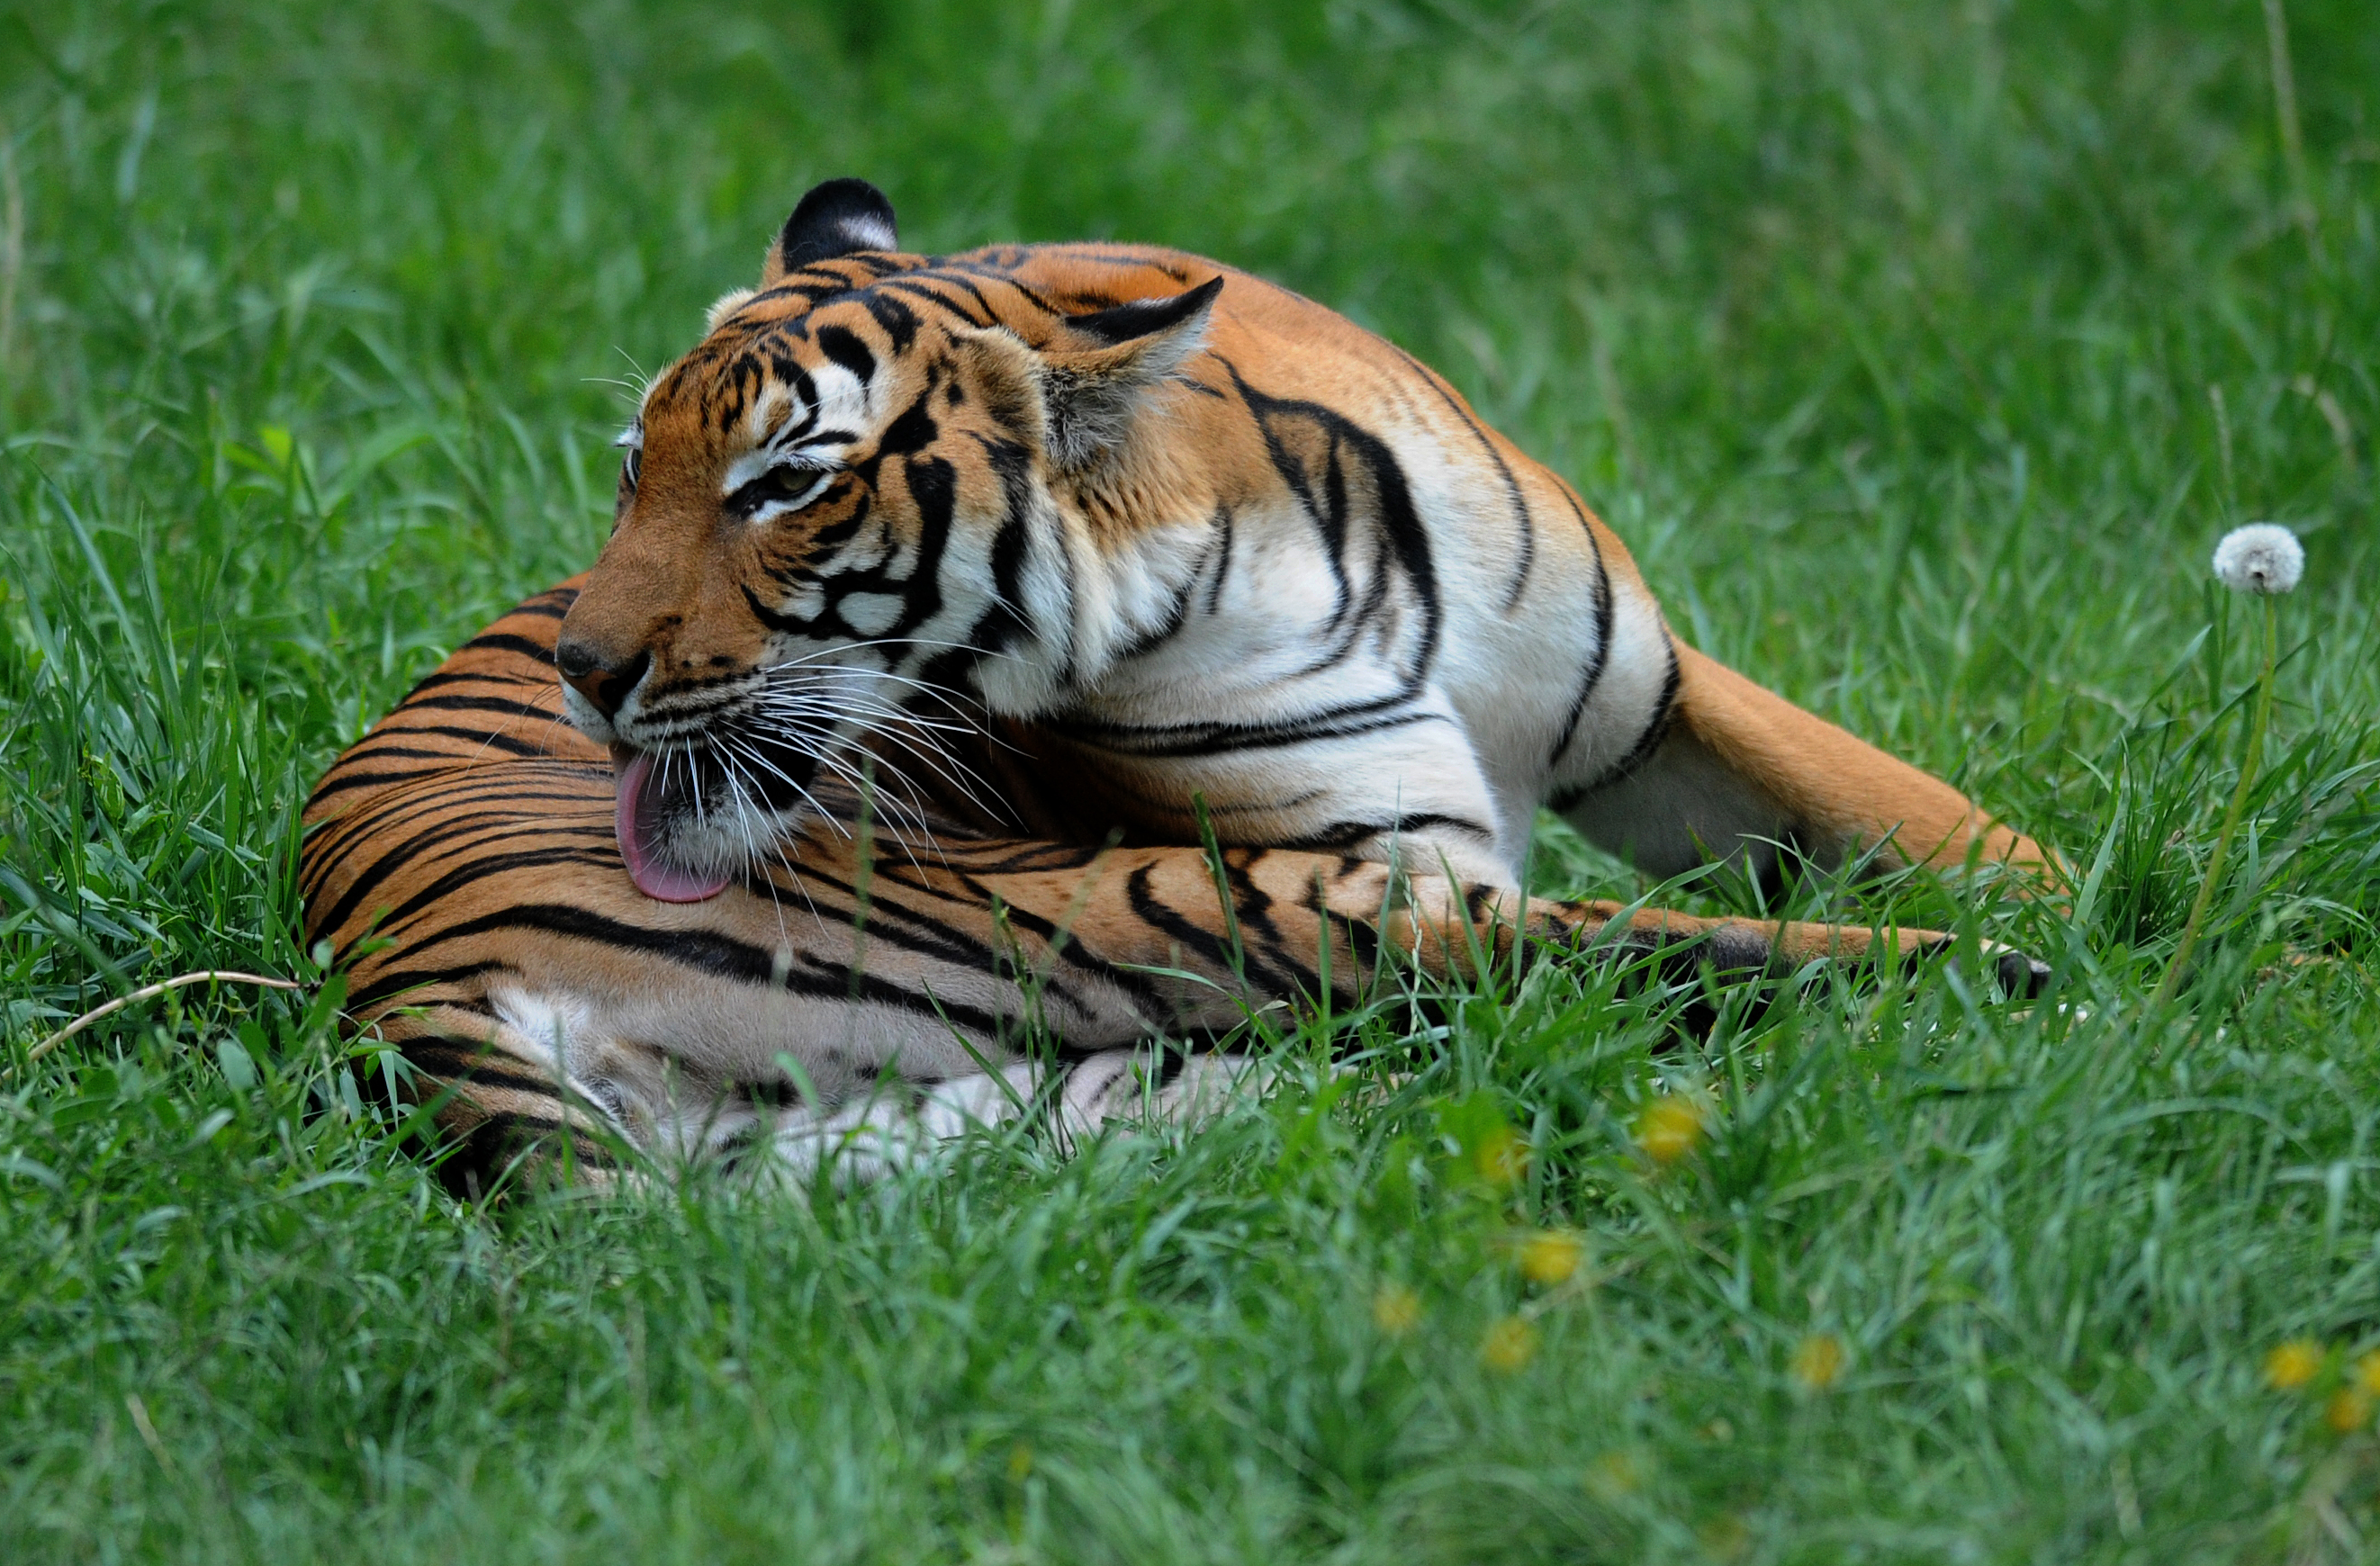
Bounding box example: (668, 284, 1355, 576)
(634, 289, 932, 460)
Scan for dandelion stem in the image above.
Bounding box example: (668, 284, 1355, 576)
(2155, 597, 2277, 1005)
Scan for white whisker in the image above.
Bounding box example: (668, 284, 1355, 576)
(759, 634, 1014, 672)
(717, 726, 942, 878)
(710, 743, 827, 935)
(714, 734, 853, 843)
(749, 673, 1012, 819)
(795, 746, 942, 878)
(764, 699, 1008, 830)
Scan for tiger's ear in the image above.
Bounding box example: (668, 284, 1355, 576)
(761, 178, 899, 285)
(704, 288, 758, 333)
(1034, 276, 1223, 471)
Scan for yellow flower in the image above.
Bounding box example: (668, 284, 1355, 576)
(1517, 1229, 1585, 1285)
(1372, 1283, 1421, 1337)
(1583, 1448, 1643, 1500)
(2326, 1388, 2374, 1435)
(1699, 1515, 1752, 1562)
(1482, 1315, 1539, 1372)
(1635, 1096, 1706, 1166)
(1476, 1126, 1529, 1185)
(2355, 1349, 2380, 1397)
(2266, 1338, 2324, 1392)
(1790, 1333, 1846, 1391)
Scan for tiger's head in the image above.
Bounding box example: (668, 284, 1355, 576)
(556, 178, 1222, 900)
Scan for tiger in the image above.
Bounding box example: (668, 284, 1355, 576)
(299, 178, 2056, 1188)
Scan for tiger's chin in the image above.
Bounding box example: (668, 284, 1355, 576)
(608, 742, 814, 904)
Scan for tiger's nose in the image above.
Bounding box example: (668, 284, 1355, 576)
(555, 637, 651, 721)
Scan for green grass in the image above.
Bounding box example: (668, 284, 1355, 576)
(4, 0, 2377, 1558)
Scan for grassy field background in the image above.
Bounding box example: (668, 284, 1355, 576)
(4, 1, 2377, 1559)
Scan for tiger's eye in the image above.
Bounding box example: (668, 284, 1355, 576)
(727, 465, 834, 520)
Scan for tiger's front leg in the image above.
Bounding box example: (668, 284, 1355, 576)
(719, 850, 2052, 1184)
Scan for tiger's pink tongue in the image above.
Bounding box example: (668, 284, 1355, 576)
(614, 751, 731, 903)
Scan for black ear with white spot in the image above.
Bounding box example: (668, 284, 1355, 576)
(1038, 276, 1224, 470)
(762, 178, 899, 284)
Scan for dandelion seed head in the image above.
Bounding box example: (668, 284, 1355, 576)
(1790, 1332, 1846, 1391)
(2265, 1338, 2323, 1391)
(2212, 524, 2303, 595)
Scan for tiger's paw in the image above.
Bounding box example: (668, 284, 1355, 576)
(1900, 931, 2052, 1000)
(1991, 945, 2055, 1000)
(1930, 936, 2051, 1000)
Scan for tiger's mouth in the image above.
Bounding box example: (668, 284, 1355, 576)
(609, 737, 822, 903)
(612, 750, 729, 903)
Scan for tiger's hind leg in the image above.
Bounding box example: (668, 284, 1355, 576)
(1555, 643, 2061, 896)
(655, 865, 2046, 1187)
(358, 999, 639, 1194)
(1528, 896, 2053, 1006)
